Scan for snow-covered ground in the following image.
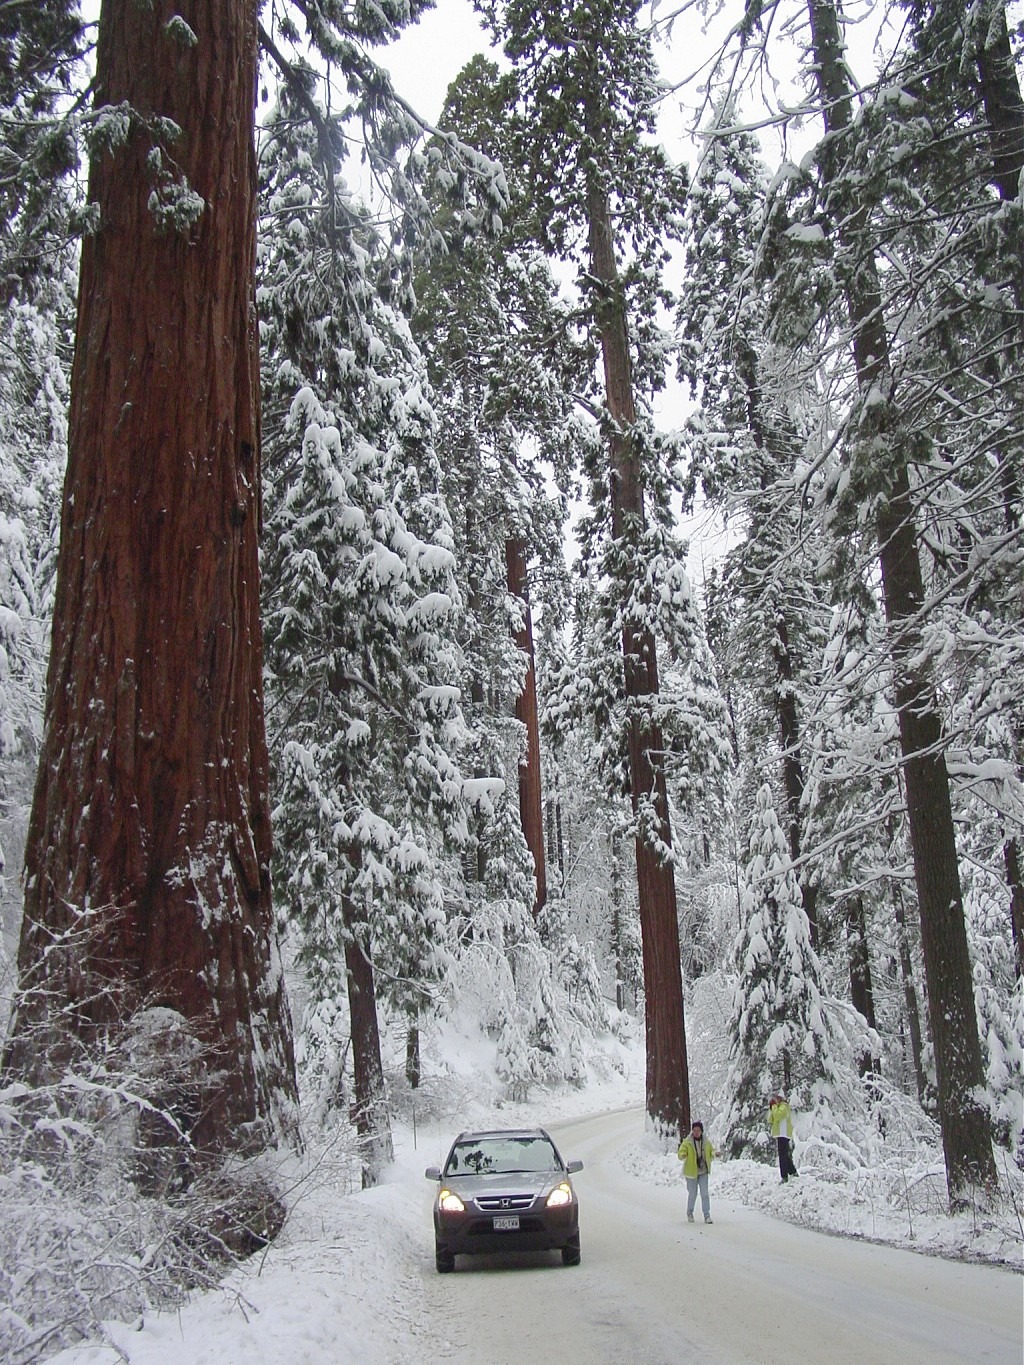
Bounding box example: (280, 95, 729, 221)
(46, 1033, 1021, 1365)
(622, 1140, 1024, 1271)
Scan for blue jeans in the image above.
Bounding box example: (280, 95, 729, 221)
(686, 1173, 710, 1218)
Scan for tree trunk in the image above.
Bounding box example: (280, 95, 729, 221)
(773, 612, 819, 943)
(555, 791, 566, 895)
(463, 463, 488, 886)
(587, 175, 690, 1139)
(847, 895, 879, 1077)
(342, 888, 394, 1188)
(978, 12, 1024, 976)
(610, 826, 624, 1010)
(974, 1, 1024, 203)
(406, 1018, 421, 1090)
(506, 535, 547, 914)
(807, 0, 996, 1203)
(894, 888, 929, 1105)
(1003, 838, 1024, 980)
(3, 0, 297, 1154)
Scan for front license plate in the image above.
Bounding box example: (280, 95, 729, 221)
(493, 1215, 520, 1231)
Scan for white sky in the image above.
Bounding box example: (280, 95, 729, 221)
(382, 0, 497, 125)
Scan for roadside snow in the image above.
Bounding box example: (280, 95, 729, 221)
(621, 1139, 1023, 1270)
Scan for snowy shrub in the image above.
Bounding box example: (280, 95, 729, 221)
(965, 880, 1024, 1157)
(0, 1011, 290, 1362)
(294, 993, 353, 1127)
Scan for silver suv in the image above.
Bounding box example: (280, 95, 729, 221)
(425, 1127, 583, 1272)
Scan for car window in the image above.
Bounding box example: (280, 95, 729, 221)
(445, 1136, 561, 1176)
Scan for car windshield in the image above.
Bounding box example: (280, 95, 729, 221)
(444, 1136, 561, 1177)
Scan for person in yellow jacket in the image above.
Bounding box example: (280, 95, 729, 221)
(677, 1120, 714, 1224)
(769, 1095, 799, 1182)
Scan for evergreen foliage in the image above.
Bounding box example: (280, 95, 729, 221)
(725, 787, 840, 1151)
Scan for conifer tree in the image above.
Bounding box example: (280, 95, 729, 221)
(702, 0, 1005, 1201)
(481, 0, 694, 1139)
(801, 0, 998, 1200)
(257, 84, 471, 1180)
(412, 56, 587, 918)
(678, 105, 828, 941)
(0, 0, 85, 298)
(725, 785, 839, 1154)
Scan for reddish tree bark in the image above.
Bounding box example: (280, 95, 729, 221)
(588, 176, 690, 1139)
(505, 534, 547, 914)
(3, 0, 297, 1152)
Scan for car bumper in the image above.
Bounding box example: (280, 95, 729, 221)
(435, 1207, 579, 1257)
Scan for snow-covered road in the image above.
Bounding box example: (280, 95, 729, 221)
(420, 1107, 1021, 1365)
(51, 1104, 1021, 1365)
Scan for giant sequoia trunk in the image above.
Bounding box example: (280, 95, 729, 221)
(506, 534, 547, 914)
(588, 179, 690, 1139)
(3, 0, 297, 1153)
(807, 0, 996, 1201)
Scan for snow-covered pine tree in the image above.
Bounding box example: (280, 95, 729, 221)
(258, 84, 471, 1182)
(725, 784, 840, 1156)
(480, 0, 695, 1138)
(0, 1, 85, 296)
(713, 0, 1006, 1200)
(412, 55, 589, 922)
(678, 101, 831, 943)
(0, 272, 75, 911)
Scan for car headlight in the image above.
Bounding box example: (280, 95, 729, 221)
(546, 1182, 573, 1207)
(438, 1189, 465, 1212)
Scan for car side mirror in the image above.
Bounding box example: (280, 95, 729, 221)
(425, 1165, 442, 1181)
(566, 1159, 583, 1174)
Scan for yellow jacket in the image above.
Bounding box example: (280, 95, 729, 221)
(770, 1100, 794, 1138)
(677, 1134, 714, 1179)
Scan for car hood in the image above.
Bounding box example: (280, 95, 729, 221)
(442, 1170, 567, 1202)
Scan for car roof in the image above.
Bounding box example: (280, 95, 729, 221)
(451, 1128, 553, 1143)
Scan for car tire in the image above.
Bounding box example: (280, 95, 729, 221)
(435, 1246, 456, 1274)
(561, 1242, 581, 1266)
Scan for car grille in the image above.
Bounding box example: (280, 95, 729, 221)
(475, 1194, 535, 1212)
